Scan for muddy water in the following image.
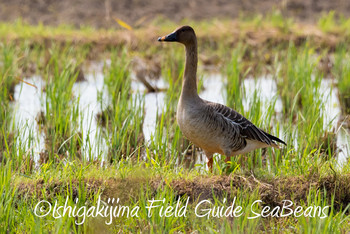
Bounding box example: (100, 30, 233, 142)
(12, 65, 350, 167)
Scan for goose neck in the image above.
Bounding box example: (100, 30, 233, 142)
(181, 43, 198, 99)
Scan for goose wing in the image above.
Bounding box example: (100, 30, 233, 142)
(206, 101, 286, 146)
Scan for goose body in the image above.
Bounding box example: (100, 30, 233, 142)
(158, 26, 286, 169)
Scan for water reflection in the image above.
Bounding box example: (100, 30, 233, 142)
(13, 76, 45, 164)
(12, 64, 349, 167)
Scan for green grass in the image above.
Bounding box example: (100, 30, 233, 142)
(0, 12, 350, 232)
(99, 49, 144, 163)
(40, 44, 87, 162)
(333, 46, 350, 116)
(318, 11, 350, 36)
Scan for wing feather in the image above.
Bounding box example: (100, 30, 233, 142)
(206, 101, 286, 146)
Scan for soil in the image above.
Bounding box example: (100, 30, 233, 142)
(16, 173, 350, 212)
(1, 0, 350, 28)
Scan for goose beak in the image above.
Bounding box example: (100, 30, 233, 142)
(158, 32, 177, 42)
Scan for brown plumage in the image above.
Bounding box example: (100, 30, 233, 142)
(158, 26, 286, 171)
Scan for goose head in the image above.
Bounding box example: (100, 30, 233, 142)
(158, 25, 196, 46)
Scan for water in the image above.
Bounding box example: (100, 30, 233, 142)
(13, 68, 109, 163)
(320, 79, 341, 130)
(337, 127, 350, 166)
(12, 64, 350, 167)
(320, 79, 350, 166)
(200, 73, 225, 104)
(131, 72, 167, 142)
(72, 71, 108, 161)
(13, 76, 45, 164)
(242, 75, 283, 114)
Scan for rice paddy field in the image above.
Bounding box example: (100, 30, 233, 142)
(1, 11, 350, 233)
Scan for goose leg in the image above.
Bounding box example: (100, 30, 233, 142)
(204, 151, 213, 172)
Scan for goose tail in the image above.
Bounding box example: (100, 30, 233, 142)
(262, 130, 287, 147)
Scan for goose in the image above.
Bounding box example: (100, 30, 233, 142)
(158, 26, 286, 171)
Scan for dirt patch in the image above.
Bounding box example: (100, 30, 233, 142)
(151, 175, 312, 208)
(5, 23, 346, 68)
(152, 174, 350, 211)
(17, 178, 103, 202)
(16, 176, 148, 205)
(1, 0, 350, 28)
(16, 173, 350, 212)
